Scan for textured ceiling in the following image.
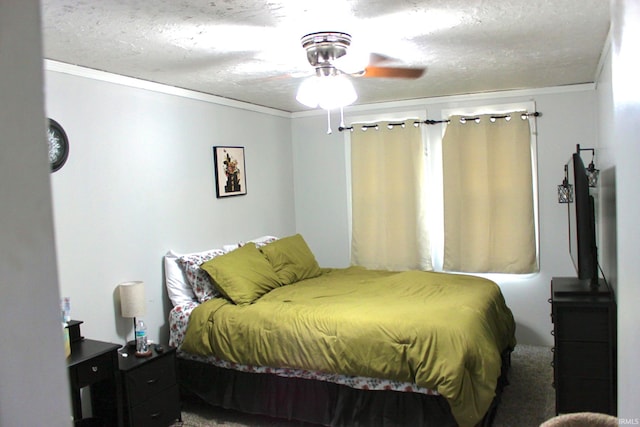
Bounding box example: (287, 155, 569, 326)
(41, 0, 610, 113)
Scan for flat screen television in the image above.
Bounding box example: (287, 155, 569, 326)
(565, 147, 606, 294)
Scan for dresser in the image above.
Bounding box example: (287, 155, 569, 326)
(117, 344, 181, 427)
(550, 277, 617, 415)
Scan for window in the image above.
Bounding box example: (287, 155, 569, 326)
(350, 119, 431, 271)
(441, 112, 538, 274)
(347, 102, 539, 275)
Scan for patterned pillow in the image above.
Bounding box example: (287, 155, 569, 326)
(177, 248, 226, 302)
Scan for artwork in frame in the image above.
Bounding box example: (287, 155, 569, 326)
(213, 146, 247, 198)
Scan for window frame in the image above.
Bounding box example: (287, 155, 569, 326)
(343, 101, 540, 279)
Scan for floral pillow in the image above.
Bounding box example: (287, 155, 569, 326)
(177, 248, 226, 302)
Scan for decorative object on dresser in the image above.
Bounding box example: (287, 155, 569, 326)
(66, 321, 121, 425)
(117, 344, 181, 427)
(213, 146, 247, 198)
(118, 280, 151, 357)
(550, 277, 617, 416)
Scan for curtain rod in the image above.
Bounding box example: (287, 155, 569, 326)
(338, 111, 541, 132)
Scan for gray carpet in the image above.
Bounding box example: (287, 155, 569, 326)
(173, 344, 556, 427)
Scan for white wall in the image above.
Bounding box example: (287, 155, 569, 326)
(45, 69, 296, 345)
(0, 2, 72, 425)
(292, 86, 599, 347)
(609, 0, 640, 419)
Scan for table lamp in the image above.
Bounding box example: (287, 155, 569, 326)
(119, 281, 145, 348)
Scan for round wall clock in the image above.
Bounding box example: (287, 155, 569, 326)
(48, 118, 69, 172)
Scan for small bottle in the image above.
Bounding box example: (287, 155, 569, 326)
(135, 319, 149, 355)
(62, 297, 71, 324)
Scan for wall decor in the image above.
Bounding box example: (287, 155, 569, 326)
(48, 118, 69, 173)
(213, 146, 247, 198)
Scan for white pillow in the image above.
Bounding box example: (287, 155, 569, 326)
(222, 243, 240, 253)
(164, 250, 197, 306)
(244, 235, 279, 248)
(223, 236, 278, 253)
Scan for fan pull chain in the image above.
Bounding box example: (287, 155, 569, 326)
(326, 110, 332, 135)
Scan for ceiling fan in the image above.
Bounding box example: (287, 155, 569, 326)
(296, 31, 426, 110)
(300, 31, 426, 80)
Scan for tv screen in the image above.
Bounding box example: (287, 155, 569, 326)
(566, 151, 600, 289)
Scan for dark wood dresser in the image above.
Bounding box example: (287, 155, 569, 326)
(550, 277, 617, 415)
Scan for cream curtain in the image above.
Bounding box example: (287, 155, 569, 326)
(442, 113, 537, 273)
(350, 121, 431, 271)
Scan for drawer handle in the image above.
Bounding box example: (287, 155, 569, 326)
(550, 330, 554, 336)
(91, 366, 98, 372)
(146, 378, 158, 385)
(150, 412, 161, 419)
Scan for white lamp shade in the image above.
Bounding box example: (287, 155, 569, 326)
(119, 281, 145, 318)
(296, 74, 357, 110)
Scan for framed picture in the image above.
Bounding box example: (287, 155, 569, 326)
(213, 146, 247, 198)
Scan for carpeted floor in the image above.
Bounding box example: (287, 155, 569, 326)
(173, 344, 556, 427)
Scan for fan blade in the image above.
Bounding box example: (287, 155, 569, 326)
(363, 66, 426, 79)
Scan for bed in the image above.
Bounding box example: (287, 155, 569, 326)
(166, 234, 516, 427)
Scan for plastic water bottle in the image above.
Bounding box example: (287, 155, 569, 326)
(62, 297, 71, 324)
(135, 319, 148, 354)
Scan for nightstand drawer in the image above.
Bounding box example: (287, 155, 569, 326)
(74, 352, 114, 388)
(130, 384, 181, 427)
(125, 353, 177, 403)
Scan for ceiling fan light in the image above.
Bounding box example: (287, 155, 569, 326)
(318, 75, 357, 110)
(296, 74, 357, 110)
(296, 76, 321, 108)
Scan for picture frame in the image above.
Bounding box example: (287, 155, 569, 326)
(213, 146, 247, 198)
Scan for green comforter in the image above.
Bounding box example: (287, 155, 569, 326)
(181, 267, 516, 427)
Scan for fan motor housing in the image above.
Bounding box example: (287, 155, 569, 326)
(301, 32, 352, 67)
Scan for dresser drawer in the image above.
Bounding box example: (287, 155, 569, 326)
(74, 351, 114, 388)
(555, 306, 610, 341)
(129, 384, 181, 427)
(557, 377, 613, 414)
(556, 341, 611, 379)
(125, 353, 177, 404)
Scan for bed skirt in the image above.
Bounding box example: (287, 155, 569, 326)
(177, 349, 511, 427)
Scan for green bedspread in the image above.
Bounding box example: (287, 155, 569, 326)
(181, 267, 516, 427)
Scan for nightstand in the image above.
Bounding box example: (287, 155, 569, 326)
(117, 344, 181, 427)
(67, 337, 121, 425)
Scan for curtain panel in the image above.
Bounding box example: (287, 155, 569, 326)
(442, 113, 537, 274)
(350, 121, 431, 271)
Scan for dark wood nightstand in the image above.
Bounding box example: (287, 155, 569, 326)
(67, 337, 121, 425)
(117, 343, 181, 427)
